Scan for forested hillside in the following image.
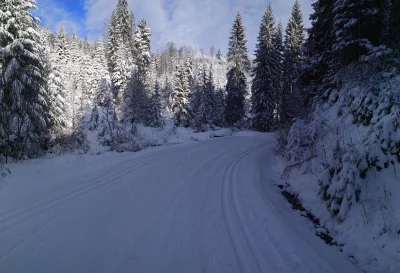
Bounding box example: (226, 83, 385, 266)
(0, 0, 308, 162)
(278, 0, 400, 271)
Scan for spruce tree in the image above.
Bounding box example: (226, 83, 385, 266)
(251, 5, 279, 132)
(216, 49, 223, 62)
(162, 75, 173, 112)
(194, 66, 209, 131)
(93, 37, 109, 105)
(172, 64, 190, 127)
(134, 18, 151, 97)
(39, 29, 69, 135)
(94, 37, 108, 78)
(281, 0, 305, 126)
(116, 0, 133, 46)
(225, 13, 250, 126)
(225, 67, 247, 126)
(205, 68, 216, 125)
(391, 0, 400, 51)
(126, 18, 152, 123)
(213, 87, 225, 126)
(55, 25, 68, 67)
(147, 81, 164, 128)
(332, 0, 382, 66)
(274, 22, 284, 124)
(46, 63, 69, 134)
(107, 10, 120, 75)
(300, 0, 335, 104)
(112, 44, 128, 92)
(0, 0, 49, 160)
(227, 13, 251, 72)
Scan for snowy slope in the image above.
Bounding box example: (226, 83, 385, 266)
(278, 71, 400, 273)
(0, 135, 361, 273)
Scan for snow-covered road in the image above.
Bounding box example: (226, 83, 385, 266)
(0, 134, 362, 273)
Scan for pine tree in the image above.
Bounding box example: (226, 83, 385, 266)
(225, 67, 247, 126)
(107, 10, 120, 75)
(332, 0, 382, 66)
(216, 49, 223, 62)
(81, 37, 92, 56)
(67, 31, 81, 81)
(93, 37, 109, 105)
(134, 18, 151, 97)
(162, 75, 173, 112)
(225, 13, 250, 126)
(39, 28, 69, 135)
(46, 63, 69, 134)
(251, 5, 280, 132)
(281, 0, 305, 126)
(185, 56, 194, 92)
(147, 81, 164, 128)
(194, 66, 209, 131)
(172, 64, 190, 127)
(94, 37, 108, 76)
(68, 32, 80, 62)
(112, 44, 129, 92)
(116, 0, 133, 46)
(300, 0, 335, 104)
(391, 0, 400, 51)
(0, 0, 49, 160)
(97, 78, 112, 107)
(126, 18, 152, 123)
(213, 87, 225, 126)
(55, 25, 68, 67)
(227, 13, 251, 72)
(205, 68, 216, 125)
(274, 22, 284, 123)
(129, 11, 136, 57)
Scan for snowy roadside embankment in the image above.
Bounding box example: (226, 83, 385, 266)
(1, 120, 233, 184)
(278, 67, 400, 273)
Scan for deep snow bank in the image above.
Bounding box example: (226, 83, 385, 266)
(279, 64, 400, 273)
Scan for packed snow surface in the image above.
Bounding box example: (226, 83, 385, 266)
(0, 134, 361, 273)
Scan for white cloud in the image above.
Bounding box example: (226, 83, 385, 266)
(39, 0, 313, 53)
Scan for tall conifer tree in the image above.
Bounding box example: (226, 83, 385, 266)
(225, 13, 250, 126)
(251, 5, 280, 132)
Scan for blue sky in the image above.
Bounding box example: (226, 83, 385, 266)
(35, 0, 313, 53)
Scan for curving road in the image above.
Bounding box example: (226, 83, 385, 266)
(0, 135, 362, 273)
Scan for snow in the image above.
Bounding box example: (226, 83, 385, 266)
(0, 134, 361, 273)
(232, 130, 271, 137)
(278, 71, 400, 273)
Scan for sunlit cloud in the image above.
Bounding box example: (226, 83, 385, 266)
(36, 0, 313, 52)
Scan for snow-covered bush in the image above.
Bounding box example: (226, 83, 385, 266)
(283, 62, 400, 221)
(280, 61, 400, 271)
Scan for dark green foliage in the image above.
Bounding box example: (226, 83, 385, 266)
(173, 64, 190, 127)
(251, 5, 280, 132)
(225, 67, 247, 126)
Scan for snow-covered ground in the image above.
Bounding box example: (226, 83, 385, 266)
(0, 133, 361, 273)
(278, 71, 400, 273)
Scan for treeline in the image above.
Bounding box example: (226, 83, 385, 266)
(1, 0, 399, 162)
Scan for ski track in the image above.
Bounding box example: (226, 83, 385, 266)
(0, 151, 172, 236)
(0, 136, 363, 273)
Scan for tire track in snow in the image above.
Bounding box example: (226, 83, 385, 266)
(0, 150, 174, 234)
(3, 147, 178, 273)
(221, 144, 267, 273)
(124, 151, 229, 273)
(0, 149, 171, 222)
(0, 150, 176, 263)
(229, 144, 285, 272)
